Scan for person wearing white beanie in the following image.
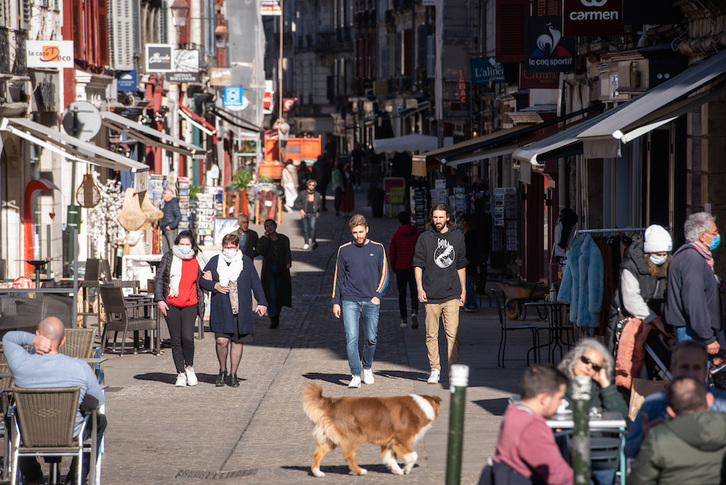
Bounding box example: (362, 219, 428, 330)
(612, 224, 673, 390)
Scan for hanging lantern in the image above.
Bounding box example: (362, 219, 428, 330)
(76, 174, 101, 208)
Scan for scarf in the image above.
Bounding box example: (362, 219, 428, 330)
(690, 242, 715, 273)
(217, 249, 243, 286)
(169, 245, 196, 298)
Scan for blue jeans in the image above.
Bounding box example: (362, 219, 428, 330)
(302, 213, 317, 245)
(269, 262, 282, 317)
(342, 300, 380, 376)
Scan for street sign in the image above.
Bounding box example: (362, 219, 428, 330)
(223, 86, 244, 108)
(62, 101, 102, 141)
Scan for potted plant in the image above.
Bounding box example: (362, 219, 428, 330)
(368, 185, 385, 218)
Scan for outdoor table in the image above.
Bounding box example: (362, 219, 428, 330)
(523, 301, 570, 363)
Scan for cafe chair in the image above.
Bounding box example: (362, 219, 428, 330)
(491, 288, 543, 367)
(99, 284, 158, 357)
(78, 259, 102, 328)
(0, 363, 14, 481)
(8, 387, 88, 485)
(60, 328, 97, 360)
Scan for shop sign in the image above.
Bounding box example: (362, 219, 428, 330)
(26, 41, 74, 68)
(263, 80, 274, 114)
(457, 70, 467, 103)
(283, 98, 297, 111)
(167, 72, 201, 83)
(525, 16, 575, 73)
(174, 50, 199, 72)
(146, 44, 173, 72)
(470, 57, 505, 86)
(117, 70, 138, 91)
(563, 0, 623, 37)
(224, 86, 244, 108)
(210, 68, 232, 86)
(519, 67, 560, 89)
(261, 0, 281, 15)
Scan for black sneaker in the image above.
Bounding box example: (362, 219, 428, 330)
(227, 374, 240, 387)
(411, 313, 419, 329)
(215, 370, 227, 387)
(312, 242, 318, 250)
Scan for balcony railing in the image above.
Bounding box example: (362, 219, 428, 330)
(0, 28, 28, 75)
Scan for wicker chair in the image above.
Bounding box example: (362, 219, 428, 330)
(9, 387, 87, 485)
(79, 259, 102, 328)
(0, 363, 13, 481)
(61, 328, 97, 359)
(99, 284, 158, 356)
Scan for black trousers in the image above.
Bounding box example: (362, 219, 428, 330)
(395, 268, 418, 320)
(316, 181, 328, 209)
(165, 304, 197, 373)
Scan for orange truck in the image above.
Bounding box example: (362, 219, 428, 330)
(262, 133, 321, 166)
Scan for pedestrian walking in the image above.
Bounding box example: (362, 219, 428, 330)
(297, 161, 311, 192)
(282, 159, 298, 212)
(413, 204, 466, 384)
(236, 213, 259, 260)
(257, 219, 292, 329)
(292, 179, 322, 250)
(159, 188, 182, 253)
(340, 163, 355, 215)
(332, 214, 389, 388)
(332, 162, 345, 216)
(459, 214, 480, 312)
(388, 210, 420, 328)
(312, 154, 331, 211)
(201, 233, 267, 387)
(154, 230, 208, 387)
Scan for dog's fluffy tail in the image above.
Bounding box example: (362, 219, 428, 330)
(302, 382, 326, 422)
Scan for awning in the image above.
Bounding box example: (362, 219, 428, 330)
(179, 104, 217, 137)
(101, 111, 205, 159)
(578, 49, 726, 158)
(1, 117, 149, 173)
(396, 101, 431, 118)
(442, 145, 519, 167)
(208, 106, 261, 135)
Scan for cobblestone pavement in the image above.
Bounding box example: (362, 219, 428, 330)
(98, 189, 540, 484)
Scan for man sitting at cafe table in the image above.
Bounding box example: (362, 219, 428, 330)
(625, 340, 726, 458)
(3, 316, 106, 485)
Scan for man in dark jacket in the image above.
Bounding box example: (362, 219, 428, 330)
(312, 155, 331, 211)
(413, 204, 467, 385)
(292, 179, 322, 250)
(388, 211, 420, 328)
(629, 376, 726, 484)
(237, 214, 259, 260)
(160, 189, 182, 253)
(665, 212, 722, 356)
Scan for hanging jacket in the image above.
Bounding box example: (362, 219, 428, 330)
(557, 234, 604, 327)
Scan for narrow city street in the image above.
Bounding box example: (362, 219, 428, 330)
(99, 189, 536, 484)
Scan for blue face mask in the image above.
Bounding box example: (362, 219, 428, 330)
(709, 234, 721, 251)
(649, 254, 667, 266)
(178, 246, 192, 256)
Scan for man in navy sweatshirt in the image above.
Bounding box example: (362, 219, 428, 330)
(332, 214, 389, 388)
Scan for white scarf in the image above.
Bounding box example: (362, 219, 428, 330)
(217, 249, 243, 286)
(169, 246, 207, 298)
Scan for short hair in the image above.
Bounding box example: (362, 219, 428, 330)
(459, 214, 471, 224)
(307, 179, 317, 188)
(397, 211, 411, 225)
(667, 376, 708, 414)
(430, 203, 451, 219)
(520, 365, 569, 400)
(557, 338, 614, 381)
(684, 212, 716, 243)
(672, 340, 708, 367)
(238, 214, 249, 222)
(349, 214, 367, 229)
(264, 218, 277, 228)
(222, 232, 240, 247)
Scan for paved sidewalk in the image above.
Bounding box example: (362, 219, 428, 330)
(99, 188, 540, 484)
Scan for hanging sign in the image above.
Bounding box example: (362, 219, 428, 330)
(224, 86, 245, 108)
(26, 41, 74, 68)
(145, 44, 174, 72)
(563, 0, 623, 37)
(117, 70, 138, 91)
(525, 16, 575, 73)
(470, 57, 505, 86)
(210, 68, 233, 86)
(261, 0, 281, 15)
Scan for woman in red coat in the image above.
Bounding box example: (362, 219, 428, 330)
(388, 211, 420, 328)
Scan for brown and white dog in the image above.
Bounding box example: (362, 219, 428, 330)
(302, 382, 442, 477)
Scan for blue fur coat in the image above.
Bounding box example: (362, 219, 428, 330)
(557, 234, 604, 327)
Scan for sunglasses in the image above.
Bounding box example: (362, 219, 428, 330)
(580, 355, 603, 372)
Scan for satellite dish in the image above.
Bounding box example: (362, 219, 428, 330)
(62, 101, 102, 141)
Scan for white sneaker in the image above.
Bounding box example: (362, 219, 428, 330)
(363, 369, 374, 385)
(175, 372, 187, 387)
(303, 243, 310, 250)
(348, 375, 362, 388)
(185, 366, 198, 386)
(427, 369, 440, 384)
(400, 320, 408, 328)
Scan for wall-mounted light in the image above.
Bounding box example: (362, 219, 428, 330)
(214, 24, 229, 49)
(169, 0, 190, 28)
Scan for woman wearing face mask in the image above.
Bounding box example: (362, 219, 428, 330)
(612, 224, 673, 390)
(154, 230, 208, 387)
(200, 233, 267, 387)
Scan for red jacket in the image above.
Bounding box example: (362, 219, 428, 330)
(388, 224, 420, 272)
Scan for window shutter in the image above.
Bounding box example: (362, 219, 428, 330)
(111, 0, 134, 69)
(495, 0, 528, 63)
(98, 0, 110, 66)
(72, 0, 83, 59)
(403, 29, 412, 77)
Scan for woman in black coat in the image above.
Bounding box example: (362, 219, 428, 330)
(257, 219, 292, 329)
(154, 230, 208, 387)
(200, 232, 267, 387)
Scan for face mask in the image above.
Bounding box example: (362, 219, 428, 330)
(178, 246, 192, 256)
(710, 234, 721, 251)
(223, 249, 237, 259)
(649, 254, 667, 266)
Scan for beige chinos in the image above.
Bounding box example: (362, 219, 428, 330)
(424, 299, 460, 370)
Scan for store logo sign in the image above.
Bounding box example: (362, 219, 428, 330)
(146, 44, 174, 72)
(26, 41, 74, 68)
(563, 0, 623, 36)
(525, 16, 575, 73)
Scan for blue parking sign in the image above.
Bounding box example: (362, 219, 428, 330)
(224, 86, 244, 107)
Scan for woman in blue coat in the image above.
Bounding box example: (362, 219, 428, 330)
(201, 233, 267, 387)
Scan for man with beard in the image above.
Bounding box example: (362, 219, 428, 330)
(413, 204, 467, 384)
(331, 214, 389, 388)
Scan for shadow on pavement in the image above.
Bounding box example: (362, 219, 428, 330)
(374, 369, 429, 382)
(302, 372, 351, 386)
(472, 397, 510, 417)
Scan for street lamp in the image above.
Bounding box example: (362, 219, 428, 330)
(214, 24, 229, 49)
(170, 0, 190, 29)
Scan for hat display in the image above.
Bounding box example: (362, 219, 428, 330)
(643, 225, 672, 253)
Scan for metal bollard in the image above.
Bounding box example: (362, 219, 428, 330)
(572, 375, 591, 485)
(446, 364, 469, 485)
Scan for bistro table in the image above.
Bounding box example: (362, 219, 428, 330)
(524, 301, 570, 363)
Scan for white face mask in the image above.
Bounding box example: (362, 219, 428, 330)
(650, 254, 667, 266)
(223, 249, 238, 259)
(178, 246, 192, 256)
